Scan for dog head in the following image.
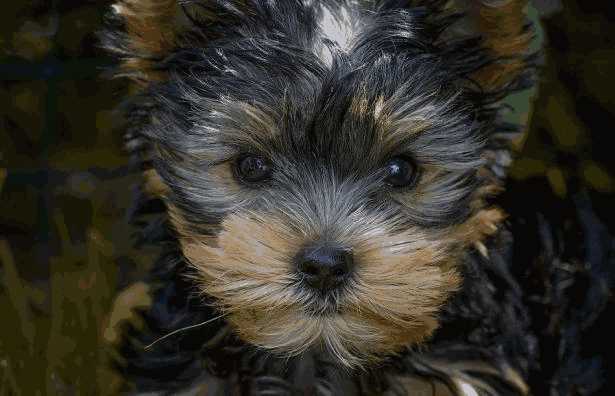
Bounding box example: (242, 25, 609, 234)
(105, 0, 531, 367)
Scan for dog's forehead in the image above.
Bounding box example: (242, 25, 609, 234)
(200, 59, 460, 170)
(203, 80, 407, 171)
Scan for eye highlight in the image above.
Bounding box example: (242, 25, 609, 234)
(235, 155, 272, 183)
(384, 156, 418, 187)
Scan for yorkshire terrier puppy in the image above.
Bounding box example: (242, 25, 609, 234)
(103, 1, 614, 395)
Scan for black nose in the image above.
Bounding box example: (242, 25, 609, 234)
(297, 245, 353, 292)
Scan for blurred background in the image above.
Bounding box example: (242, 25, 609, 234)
(1, 0, 614, 395)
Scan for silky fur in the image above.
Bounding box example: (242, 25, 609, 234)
(101, 0, 547, 394)
(180, 209, 459, 367)
(176, 185, 504, 367)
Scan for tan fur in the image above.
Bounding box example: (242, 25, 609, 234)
(350, 91, 435, 158)
(227, 101, 281, 152)
(172, 204, 506, 367)
(143, 168, 169, 198)
(205, 100, 282, 159)
(470, 0, 532, 91)
(111, 0, 178, 84)
(349, 92, 370, 118)
(452, 207, 505, 246)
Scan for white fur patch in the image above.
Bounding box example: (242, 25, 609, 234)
(111, 3, 126, 15)
(458, 380, 480, 396)
(315, 4, 357, 66)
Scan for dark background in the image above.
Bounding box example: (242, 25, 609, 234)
(1, 1, 614, 394)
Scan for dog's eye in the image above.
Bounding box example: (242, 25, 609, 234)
(236, 155, 272, 183)
(384, 156, 418, 187)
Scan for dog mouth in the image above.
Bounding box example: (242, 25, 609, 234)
(178, 212, 465, 366)
(298, 289, 346, 317)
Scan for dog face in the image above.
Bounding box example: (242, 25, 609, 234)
(148, 22, 503, 368)
(108, 1, 527, 368)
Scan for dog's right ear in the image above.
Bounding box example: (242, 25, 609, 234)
(103, 0, 254, 87)
(103, 0, 181, 85)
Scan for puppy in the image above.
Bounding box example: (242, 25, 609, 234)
(103, 1, 613, 394)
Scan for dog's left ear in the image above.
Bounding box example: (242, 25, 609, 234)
(409, 0, 533, 94)
(468, 0, 535, 179)
(468, 0, 533, 94)
(468, 0, 534, 183)
(417, 0, 534, 181)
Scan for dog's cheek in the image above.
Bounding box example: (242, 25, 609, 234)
(337, 206, 505, 362)
(323, 227, 458, 361)
(177, 212, 302, 292)
(349, 272, 459, 362)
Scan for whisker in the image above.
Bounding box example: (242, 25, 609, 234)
(144, 312, 227, 350)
